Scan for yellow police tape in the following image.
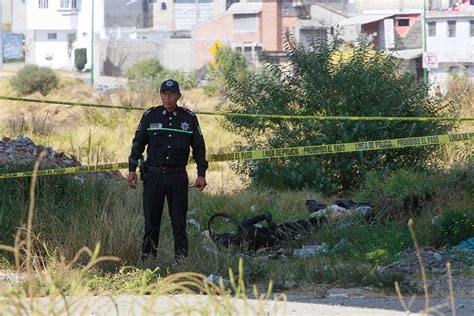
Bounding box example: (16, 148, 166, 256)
(0, 133, 472, 179)
(1, 95, 473, 122)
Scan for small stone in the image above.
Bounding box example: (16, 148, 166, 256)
(433, 252, 443, 261)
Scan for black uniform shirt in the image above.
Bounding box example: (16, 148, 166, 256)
(129, 105, 208, 177)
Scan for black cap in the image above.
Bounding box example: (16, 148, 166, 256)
(160, 79, 180, 93)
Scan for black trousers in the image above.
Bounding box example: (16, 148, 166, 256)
(142, 170, 189, 259)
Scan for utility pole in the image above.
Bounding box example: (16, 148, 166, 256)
(423, 0, 428, 83)
(91, 0, 95, 86)
(0, 0, 4, 69)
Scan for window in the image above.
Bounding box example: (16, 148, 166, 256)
(38, 0, 48, 8)
(470, 21, 474, 37)
(60, 0, 77, 9)
(149, 0, 157, 3)
(234, 14, 258, 33)
(161, 1, 167, 10)
(448, 21, 456, 38)
(398, 19, 410, 27)
(428, 22, 436, 37)
(48, 33, 57, 40)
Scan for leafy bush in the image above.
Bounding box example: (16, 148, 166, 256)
(125, 58, 164, 81)
(435, 210, 474, 246)
(204, 47, 248, 96)
(74, 48, 87, 71)
(10, 65, 59, 96)
(221, 34, 455, 194)
(126, 60, 198, 96)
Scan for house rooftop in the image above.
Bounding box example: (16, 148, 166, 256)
(337, 14, 394, 26)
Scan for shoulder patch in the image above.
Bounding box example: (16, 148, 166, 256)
(183, 108, 196, 117)
(143, 107, 155, 116)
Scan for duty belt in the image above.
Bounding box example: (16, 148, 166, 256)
(147, 165, 186, 174)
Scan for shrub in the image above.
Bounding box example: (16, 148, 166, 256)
(125, 59, 164, 81)
(221, 34, 455, 194)
(74, 48, 87, 71)
(205, 46, 248, 95)
(435, 209, 474, 246)
(10, 65, 59, 96)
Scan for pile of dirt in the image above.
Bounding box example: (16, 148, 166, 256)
(379, 247, 450, 276)
(0, 136, 81, 169)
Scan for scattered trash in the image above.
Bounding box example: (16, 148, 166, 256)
(187, 218, 201, 231)
(455, 237, 474, 250)
(293, 243, 329, 257)
(207, 274, 230, 287)
(0, 273, 24, 284)
(307, 199, 373, 222)
(250, 205, 257, 212)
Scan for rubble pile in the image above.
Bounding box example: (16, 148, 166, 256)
(0, 136, 81, 169)
(379, 247, 450, 276)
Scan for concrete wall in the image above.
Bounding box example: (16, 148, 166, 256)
(30, 30, 73, 69)
(96, 38, 194, 77)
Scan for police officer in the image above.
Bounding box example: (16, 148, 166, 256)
(127, 79, 208, 261)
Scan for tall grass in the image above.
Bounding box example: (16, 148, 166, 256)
(0, 152, 283, 315)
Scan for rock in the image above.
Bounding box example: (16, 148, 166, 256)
(433, 252, 443, 262)
(293, 243, 329, 257)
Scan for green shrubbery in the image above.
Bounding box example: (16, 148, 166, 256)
(74, 48, 87, 71)
(221, 35, 455, 194)
(126, 59, 198, 96)
(10, 65, 59, 96)
(204, 47, 248, 96)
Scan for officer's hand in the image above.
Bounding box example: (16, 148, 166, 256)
(128, 171, 138, 189)
(194, 177, 207, 191)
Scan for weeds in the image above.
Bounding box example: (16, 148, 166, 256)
(0, 153, 284, 315)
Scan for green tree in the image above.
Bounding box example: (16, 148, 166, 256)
(205, 47, 248, 96)
(126, 59, 164, 81)
(221, 36, 455, 194)
(74, 48, 87, 71)
(10, 65, 59, 96)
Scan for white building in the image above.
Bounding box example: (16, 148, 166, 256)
(26, 0, 83, 69)
(426, 9, 474, 92)
(2, 0, 27, 33)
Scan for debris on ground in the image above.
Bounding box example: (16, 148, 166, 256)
(0, 272, 24, 284)
(293, 243, 329, 257)
(307, 199, 373, 222)
(0, 136, 80, 169)
(379, 247, 450, 276)
(456, 237, 474, 250)
(206, 274, 230, 287)
(187, 218, 201, 231)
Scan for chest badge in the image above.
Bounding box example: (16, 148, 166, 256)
(181, 122, 190, 131)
